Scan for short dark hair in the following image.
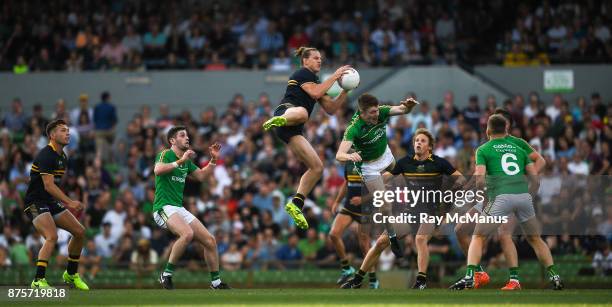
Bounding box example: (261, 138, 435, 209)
(358, 93, 379, 112)
(101, 91, 110, 101)
(488, 114, 507, 135)
(45, 119, 67, 137)
(167, 125, 187, 144)
(493, 107, 513, 127)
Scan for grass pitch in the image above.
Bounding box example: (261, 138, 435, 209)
(5, 289, 611, 306)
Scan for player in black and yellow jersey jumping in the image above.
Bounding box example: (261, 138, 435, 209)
(24, 119, 89, 290)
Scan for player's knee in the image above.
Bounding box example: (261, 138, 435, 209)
(415, 235, 428, 247)
(294, 108, 308, 122)
(72, 225, 86, 239)
(181, 230, 194, 242)
(310, 162, 324, 176)
(329, 230, 340, 242)
(375, 238, 389, 250)
(203, 234, 217, 249)
(45, 233, 58, 244)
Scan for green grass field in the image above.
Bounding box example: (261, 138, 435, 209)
(3, 289, 612, 306)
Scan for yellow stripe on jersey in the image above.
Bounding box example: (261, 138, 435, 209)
(158, 149, 169, 163)
(402, 172, 441, 176)
(347, 175, 362, 181)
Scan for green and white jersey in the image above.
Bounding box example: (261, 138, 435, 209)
(506, 135, 535, 156)
(343, 105, 392, 161)
(475, 137, 532, 199)
(153, 149, 198, 212)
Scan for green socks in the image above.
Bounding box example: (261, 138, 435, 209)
(163, 262, 176, 276)
(465, 265, 477, 279)
(509, 267, 520, 281)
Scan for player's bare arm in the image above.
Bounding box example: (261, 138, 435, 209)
(301, 65, 351, 99)
(525, 162, 540, 196)
(42, 174, 83, 210)
(154, 150, 194, 176)
(318, 89, 349, 114)
(389, 98, 419, 115)
(190, 143, 221, 182)
(336, 141, 361, 162)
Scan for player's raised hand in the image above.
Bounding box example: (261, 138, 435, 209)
(400, 98, 419, 113)
(182, 149, 196, 161)
(209, 143, 221, 160)
(333, 65, 352, 80)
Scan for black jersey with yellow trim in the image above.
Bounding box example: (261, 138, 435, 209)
(280, 67, 320, 117)
(343, 161, 363, 214)
(390, 153, 456, 190)
(24, 143, 68, 204)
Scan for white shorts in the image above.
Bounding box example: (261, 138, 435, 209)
(361, 146, 395, 180)
(153, 205, 196, 229)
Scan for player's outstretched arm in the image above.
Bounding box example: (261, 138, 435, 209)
(302, 65, 351, 99)
(336, 141, 361, 163)
(191, 143, 221, 182)
(389, 98, 419, 116)
(42, 174, 83, 210)
(318, 89, 349, 114)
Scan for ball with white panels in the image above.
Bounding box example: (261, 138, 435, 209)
(338, 68, 360, 90)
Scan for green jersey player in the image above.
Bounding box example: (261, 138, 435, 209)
(454, 108, 546, 290)
(450, 114, 563, 291)
(336, 93, 418, 258)
(154, 125, 230, 290)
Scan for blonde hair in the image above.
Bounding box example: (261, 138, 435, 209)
(294, 47, 318, 66)
(413, 128, 435, 151)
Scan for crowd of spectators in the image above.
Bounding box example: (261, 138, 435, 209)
(0, 88, 611, 279)
(500, 0, 612, 66)
(2, 0, 611, 73)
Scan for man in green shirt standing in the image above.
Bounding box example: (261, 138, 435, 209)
(153, 125, 230, 290)
(450, 114, 563, 290)
(336, 93, 418, 257)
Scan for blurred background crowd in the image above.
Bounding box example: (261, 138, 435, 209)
(1, 88, 611, 279)
(1, 0, 612, 73)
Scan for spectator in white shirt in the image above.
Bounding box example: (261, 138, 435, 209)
(102, 199, 127, 240)
(546, 94, 563, 122)
(567, 153, 589, 175)
(94, 222, 117, 259)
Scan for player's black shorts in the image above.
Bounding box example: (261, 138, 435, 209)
(24, 201, 66, 220)
(272, 103, 304, 144)
(340, 204, 368, 224)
